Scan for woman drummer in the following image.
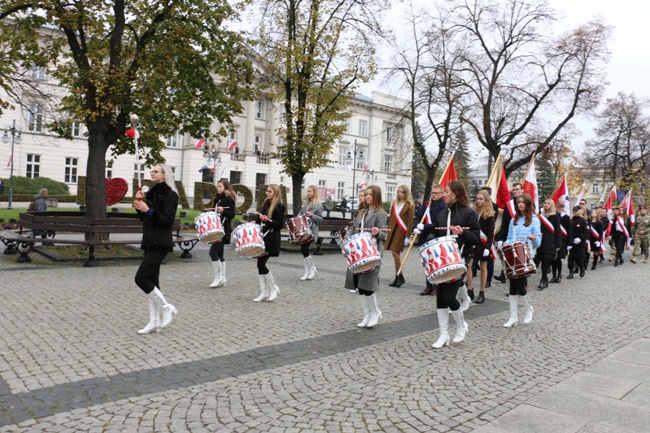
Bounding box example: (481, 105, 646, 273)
(343, 185, 388, 328)
(297, 185, 323, 280)
(430, 181, 480, 349)
(208, 180, 236, 288)
(253, 184, 286, 302)
(502, 193, 541, 328)
(385, 184, 415, 287)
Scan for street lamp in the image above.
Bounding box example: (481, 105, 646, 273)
(2, 120, 22, 210)
(345, 139, 364, 218)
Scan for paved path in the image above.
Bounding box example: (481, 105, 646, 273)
(0, 244, 648, 432)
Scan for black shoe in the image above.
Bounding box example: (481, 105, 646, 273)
(556, 274, 562, 284)
(389, 275, 399, 287)
(591, 262, 597, 270)
(600, 256, 605, 263)
(420, 286, 433, 296)
(579, 268, 585, 277)
(467, 289, 475, 300)
(394, 274, 405, 287)
(549, 276, 558, 283)
(614, 260, 618, 267)
(567, 272, 574, 279)
(619, 258, 624, 265)
(494, 272, 506, 283)
(485, 282, 491, 288)
(475, 292, 485, 304)
(538, 278, 548, 289)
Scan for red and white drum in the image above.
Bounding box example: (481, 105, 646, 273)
(195, 211, 225, 243)
(287, 215, 313, 245)
(233, 222, 265, 257)
(419, 236, 466, 284)
(341, 232, 382, 274)
(500, 241, 536, 279)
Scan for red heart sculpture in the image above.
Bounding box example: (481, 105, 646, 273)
(126, 129, 136, 139)
(105, 178, 129, 206)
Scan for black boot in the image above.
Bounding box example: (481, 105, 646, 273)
(591, 257, 597, 270)
(567, 271, 574, 279)
(467, 289, 475, 300)
(494, 270, 506, 283)
(579, 267, 585, 277)
(394, 273, 405, 287)
(475, 291, 485, 304)
(549, 270, 558, 283)
(538, 277, 548, 290)
(388, 275, 399, 286)
(556, 274, 562, 284)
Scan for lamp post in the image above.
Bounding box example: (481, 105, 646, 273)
(2, 120, 22, 210)
(345, 139, 364, 218)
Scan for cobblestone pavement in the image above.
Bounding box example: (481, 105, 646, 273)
(1, 243, 649, 432)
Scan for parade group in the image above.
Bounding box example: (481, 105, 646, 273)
(130, 163, 650, 350)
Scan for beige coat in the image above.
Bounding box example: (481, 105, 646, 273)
(384, 202, 414, 253)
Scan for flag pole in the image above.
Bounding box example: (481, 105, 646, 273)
(437, 151, 456, 183)
(521, 152, 537, 184)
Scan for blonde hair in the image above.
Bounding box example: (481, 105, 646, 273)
(306, 185, 320, 206)
(397, 184, 415, 209)
(264, 184, 283, 218)
(358, 188, 367, 211)
(542, 198, 556, 217)
(474, 190, 495, 218)
(156, 163, 178, 194)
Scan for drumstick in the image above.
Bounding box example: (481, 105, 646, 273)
(359, 228, 391, 232)
(398, 199, 432, 276)
(433, 226, 471, 230)
(498, 233, 543, 247)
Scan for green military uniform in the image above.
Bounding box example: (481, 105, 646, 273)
(632, 213, 650, 263)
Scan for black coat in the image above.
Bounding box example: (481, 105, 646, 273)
(433, 203, 480, 255)
(211, 194, 236, 243)
(571, 216, 588, 244)
(537, 213, 562, 260)
(473, 215, 495, 259)
(414, 198, 448, 246)
(589, 220, 603, 251)
(137, 182, 178, 253)
(496, 199, 516, 242)
(256, 201, 286, 257)
(557, 214, 571, 259)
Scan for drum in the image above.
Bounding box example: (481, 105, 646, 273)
(419, 236, 466, 284)
(194, 211, 225, 243)
(500, 241, 536, 279)
(233, 223, 265, 257)
(287, 215, 313, 245)
(341, 232, 382, 274)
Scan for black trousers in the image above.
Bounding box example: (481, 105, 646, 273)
(134, 248, 167, 294)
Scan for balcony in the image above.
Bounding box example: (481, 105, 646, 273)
(257, 155, 271, 164)
(387, 173, 396, 180)
(230, 154, 245, 162)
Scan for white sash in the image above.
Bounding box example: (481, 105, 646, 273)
(539, 214, 555, 234)
(392, 202, 408, 235)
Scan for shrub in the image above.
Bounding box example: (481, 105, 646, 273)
(8, 176, 70, 195)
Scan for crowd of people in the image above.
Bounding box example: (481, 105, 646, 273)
(131, 165, 647, 350)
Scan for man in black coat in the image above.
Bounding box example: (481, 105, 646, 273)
(413, 185, 448, 295)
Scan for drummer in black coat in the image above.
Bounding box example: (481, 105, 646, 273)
(536, 198, 562, 289)
(430, 181, 480, 349)
(587, 210, 604, 270)
(253, 184, 286, 302)
(552, 200, 572, 283)
(208, 180, 237, 288)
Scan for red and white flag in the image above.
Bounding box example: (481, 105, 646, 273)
(622, 190, 635, 224)
(362, 161, 368, 176)
(604, 185, 617, 210)
(486, 154, 511, 235)
(438, 152, 457, 192)
(551, 174, 570, 215)
(6, 154, 12, 168)
(195, 138, 206, 149)
(228, 139, 238, 152)
(357, 181, 367, 189)
(522, 158, 538, 213)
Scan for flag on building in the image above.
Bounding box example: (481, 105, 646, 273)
(438, 151, 457, 192)
(551, 174, 570, 215)
(195, 138, 206, 149)
(228, 139, 238, 152)
(362, 161, 368, 176)
(522, 157, 538, 213)
(357, 182, 367, 189)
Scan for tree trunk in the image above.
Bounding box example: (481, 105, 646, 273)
(85, 127, 111, 241)
(291, 173, 305, 215)
(423, 167, 437, 205)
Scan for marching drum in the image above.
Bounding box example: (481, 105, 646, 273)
(287, 215, 313, 245)
(419, 236, 466, 284)
(194, 211, 225, 243)
(233, 223, 265, 257)
(500, 241, 536, 279)
(341, 232, 382, 274)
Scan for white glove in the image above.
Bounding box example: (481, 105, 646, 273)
(413, 228, 421, 235)
(496, 241, 503, 249)
(573, 237, 581, 244)
(595, 241, 601, 247)
(483, 249, 490, 257)
(404, 237, 411, 247)
(567, 246, 572, 251)
(417, 223, 424, 231)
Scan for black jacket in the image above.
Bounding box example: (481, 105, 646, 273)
(211, 194, 236, 243)
(557, 213, 571, 259)
(137, 182, 178, 253)
(256, 201, 286, 257)
(415, 198, 448, 246)
(571, 216, 588, 244)
(537, 213, 562, 259)
(433, 203, 480, 255)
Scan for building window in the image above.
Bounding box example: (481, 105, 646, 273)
(26, 154, 41, 178)
(254, 135, 263, 154)
(28, 103, 44, 132)
(592, 183, 599, 194)
(359, 120, 367, 137)
(230, 171, 241, 185)
(72, 121, 82, 137)
(106, 161, 113, 179)
(386, 126, 396, 143)
(384, 154, 393, 173)
(255, 101, 264, 119)
(318, 179, 326, 188)
(342, 119, 350, 134)
(337, 182, 345, 200)
(134, 163, 145, 181)
(166, 131, 181, 148)
(64, 157, 78, 183)
(386, 185, 396, 202)
(31, 65, 46, 81)
(339, 147, 348, 165)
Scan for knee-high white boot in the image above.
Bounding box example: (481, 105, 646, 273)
(522, 294, 534, 324)
(458, 284, 471, 312)
(450, 309, 468, 343)
(218, 261, 227, 287)
(357, 296, 371, 327)
(307, 256, 317, 280)
(432, 309, 450, 348)
(137, 292, 161, 334)
(300, 257, 310, 281)
(366, 294, 382, 328)
(253, 275, 267, 302)
(209, 261, 223, 288)
(264, 272, 280, 301)
(152, 287, 177, 328)
(503, 295, 519, 328)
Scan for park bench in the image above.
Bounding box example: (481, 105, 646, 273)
(0, 211, 199, 267)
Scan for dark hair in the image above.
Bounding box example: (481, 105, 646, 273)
(217, 179, 236, 198)
(446, 181, 470, 207)
(515, 194, 534, 226)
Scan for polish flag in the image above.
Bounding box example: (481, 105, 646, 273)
(522, 158, 538, 213)
(551, 174, 570, 215)
(195, 138, 206, 149)
(357, 182, 367, 189)
(362, 162, 368, 175)
(603, 185, 617, 210)
(438, 152, 457, 192)
(228, 139, 238, 152)
(486, 154, 511, 209)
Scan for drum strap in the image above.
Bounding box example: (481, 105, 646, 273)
(447, 211, 464, 255)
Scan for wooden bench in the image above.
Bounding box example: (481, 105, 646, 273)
(0, 211, 199, 267)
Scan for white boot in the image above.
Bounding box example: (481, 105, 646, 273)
(503, 295, 519, 328)
(137, 292, 161, 334)
(366, 294, 382, 328)
(218, 261, 227, 287)
(253, 275, 267, 302)
(357, 296, 371, 327)
(264, 272, 280, 301)
(300, 257, 310, 281)
(209, 261, 223, 288)
(458, 284, 471, 312)
(451, 309, 468, 343)
(522, 294, 534, 324)
(307, 256, 317, 280)
(152, 287, 177, 328)
(432, 309, 450, 348)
